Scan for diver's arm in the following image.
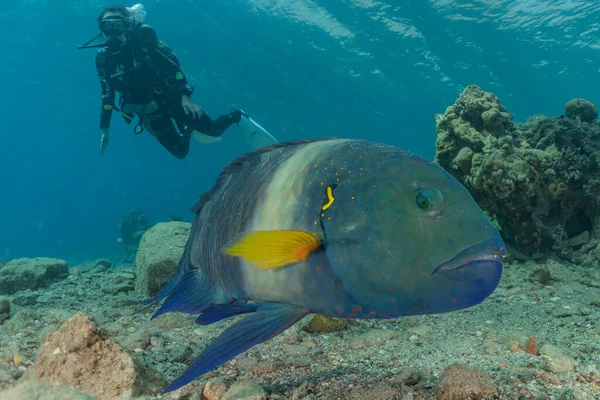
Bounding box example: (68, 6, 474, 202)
(99, 77, 115, 131)
(96, 49, 115, 131)
(96, 49, 114, 154)
(137, 25, 193, 97)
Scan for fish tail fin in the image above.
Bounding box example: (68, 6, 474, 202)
(162, 303, 310, 394)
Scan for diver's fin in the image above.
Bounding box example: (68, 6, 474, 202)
(237, 110, 279, 149)
(192, 131, 222, 144)
(221, 230, 322, 270)
(152, 270, 216, 319)
(161, 303, 310, 394)
(195, 303, 260, 325)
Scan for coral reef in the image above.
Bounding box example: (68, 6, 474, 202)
(435, 85, 600, 259)
(119, 209, 151, 263)
(565, 98, 598, 123)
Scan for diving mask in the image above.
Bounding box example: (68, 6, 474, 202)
(99, 16, 130, 36)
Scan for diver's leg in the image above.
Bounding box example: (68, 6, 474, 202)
(146, 114, 191, 159)
(196, 110, 243, 137)
(169, 100, 242, 137)
(183, 107, 278, 149)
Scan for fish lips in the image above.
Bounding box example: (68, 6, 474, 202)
(432, 237, 506, 282)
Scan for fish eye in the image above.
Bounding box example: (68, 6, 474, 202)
(415, 188, 444, 212)
(415, 191, 429, 209)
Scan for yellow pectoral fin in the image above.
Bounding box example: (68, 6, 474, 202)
(222, 230, 322, 270)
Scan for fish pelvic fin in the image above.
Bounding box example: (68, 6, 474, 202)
(195, 302, 259, 325)
(161, 303, 310, 394)
(221, 230, 322, 270)
(125, 246, 218, 319)
(151, 270, 216, 319)
(125, 248, 195, 314)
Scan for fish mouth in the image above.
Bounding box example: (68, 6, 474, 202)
(433, 237, 506, 278)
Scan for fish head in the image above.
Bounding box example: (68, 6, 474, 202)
(319, 142, 505, 316)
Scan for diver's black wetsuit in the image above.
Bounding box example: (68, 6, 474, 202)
(95, 24, 240, 158)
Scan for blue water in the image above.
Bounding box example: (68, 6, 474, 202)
(1, 0, 599, 264)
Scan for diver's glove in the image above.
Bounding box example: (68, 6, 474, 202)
(182, 95, 203, 120)
(100, 128, 109, 155)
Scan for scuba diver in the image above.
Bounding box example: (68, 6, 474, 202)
(79, 4, 277, 158)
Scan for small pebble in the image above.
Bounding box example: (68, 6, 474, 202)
(203, 380, 227, 400)
(150, 336, 164, 348)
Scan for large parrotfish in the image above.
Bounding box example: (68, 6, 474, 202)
(142, 138, 506, 394)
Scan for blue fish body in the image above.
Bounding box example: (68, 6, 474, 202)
(141, 138, 506, 393)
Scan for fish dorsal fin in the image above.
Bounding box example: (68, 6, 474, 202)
(191, 138, 339, 213)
